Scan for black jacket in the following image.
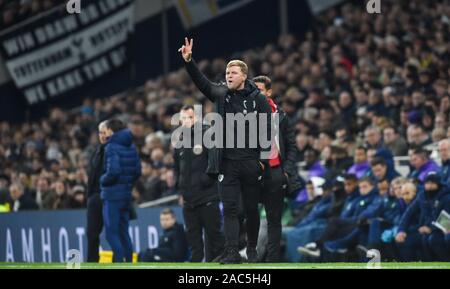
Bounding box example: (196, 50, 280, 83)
(87, 144, 105, 198)
(10, 194, 39, 211)
(185, 59, 272, 176)
(154, 223, 188, 262)
(276, 106, 303, 195)
(174, 124, 219, 208)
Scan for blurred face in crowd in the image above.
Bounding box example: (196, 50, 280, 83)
(401, 182, 417, 204)
(383, 127, 397, 145)
(410, 153, 427, 170)
(55, 181, 65, 196)
(180, 108, 197, 128)
(98, 122, 109, 144)
(354, 148, 367, 164)
(160, 213, 176, 230)
(424, 181, 439, 192)
(344, 179, 357, 194)
(411, 91, 424, 107)
(0, 179, 8, 190)
(304, 150, 317, 166)
(359, 180, 373, 196)
(255, 82, 272, 98)
(37, 178, 49, 192)
(372, 163, 387, 180)
(377, 179, 389, 196)
(142, 162, 153, 176)
(9, 184, 23, 201)
(226, 63, 247, 91)
(391, 180, 404, 198)
(366, 148, 376, 164)
(319, 133, 332, 149)
(409, 126, 426, 145)
(365, 128, 381, 146)
(339, 91, 352, 108)
(335, 128, 347, 142)
(296, 134, 308, 151)
(440, 96, 450, 113)
(438, 139, 450, 161)
(435, 114, 447, 129)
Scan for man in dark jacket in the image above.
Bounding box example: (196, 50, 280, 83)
(396, 172, 450, 261)
(86, 121, 107, 262)
(101, 119, 141, 263)
(179, 38, 272, 264)
(438, 139, 450, 185)
(298, 177, 379, 260)
(9, 182, 38, 212)
(173, 105, 224, 262)
(138, 208, 189, 262)
(253, 75, 298, 262)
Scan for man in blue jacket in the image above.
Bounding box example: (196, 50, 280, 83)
(284, 175, 348, 262)
(396, 172, 450, 261)
(322, 177, 405, 255)
(101, 119, 141, 263)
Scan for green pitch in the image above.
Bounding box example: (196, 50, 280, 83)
(1, 262, 449, 269)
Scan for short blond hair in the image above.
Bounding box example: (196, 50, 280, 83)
(226, 60, 248, 75)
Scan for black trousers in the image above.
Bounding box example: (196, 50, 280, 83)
(86, 194, 103, 262)
(219, 159, 262, 249)
(316, 217, 357, 246)
(183, 200, 224, 262)
(261, 166, 285, 261)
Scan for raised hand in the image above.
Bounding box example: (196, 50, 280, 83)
(178, 37, 193, 62)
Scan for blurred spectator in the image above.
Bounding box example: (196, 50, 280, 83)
(138, 208, 188, 262)
(408, 148, 440, 183)
(8, 182, 38, 211)
(383, 126, 408, 156)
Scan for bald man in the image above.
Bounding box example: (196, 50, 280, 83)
(438, 139, 450, 185)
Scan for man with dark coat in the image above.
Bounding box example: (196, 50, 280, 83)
(179, 38, 272, 264)
(253, 75, 298, 262)
(174, 105, 224, 262)
(138, 208, 189, 262)
(86, 121, 107, 262)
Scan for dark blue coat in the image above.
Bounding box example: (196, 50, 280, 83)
(379, 195, 403, 225)
(351, 188, 380, 222)
(298, 196, 332, 226)
(100, 129, 141, 201)
(398, 186, 450, 232)
(340, 190, 361, 219)
(341, 188, 379, 222)
(154, 223, 189, 262)
(440, 160, 450, 185)
(364, 194, 403, 224)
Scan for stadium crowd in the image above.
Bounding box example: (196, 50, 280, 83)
(0, 0, 449, 262)
(0, 0, 66, 29)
